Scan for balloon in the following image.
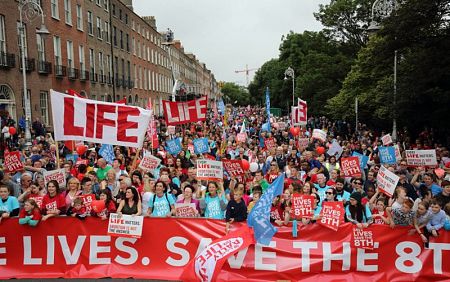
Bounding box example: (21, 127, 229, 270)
(290, 127, 300, 136)
(91, 200, 105, 213)
(316, 146, 326, 155)
(76, 145, 87, 155)
(249, 162, 259, 173)
(241, 159, 250, 170)
(261, 123, 270, 132)
(8, 127, 16, 135)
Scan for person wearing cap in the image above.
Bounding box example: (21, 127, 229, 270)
(345, 192, 373, 228)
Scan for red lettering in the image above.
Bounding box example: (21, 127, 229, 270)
(117, 106, 139, 143)
(85, 103, 96, 138)
(63, 97, 83, 136)
(96, 104, 116, 139)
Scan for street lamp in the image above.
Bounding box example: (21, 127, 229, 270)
(18, 0, 49, 147)
(368, 0, 398, 141)
(284, 67, 295, 106)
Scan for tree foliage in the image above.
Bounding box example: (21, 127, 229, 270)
(220, 82, 252, 106)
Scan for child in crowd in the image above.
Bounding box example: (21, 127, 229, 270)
(225, 190, 247, 233)
(371, 197, 390, 225)
(424, 200, 446, 247)
(387, 197, 415, 228)
(67, 198, 88, 220)
(19, 199, 42, 227)
(94, 189, 117, 220)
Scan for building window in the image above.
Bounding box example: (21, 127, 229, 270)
(79, 45, 85, 72)
(51, 0, 59, 19)
(53, 36, 61, 66)
(132, 37, 135, 55)
(106, 54, 111, 78)
(137, 40, 140, 58)
(104, 21, 110, 43)
(40, 91, 49, 125)
(132, 20, 135, 30)
(0, 15, 7, 54)
(64, 0, 72, 25)
(113, 26, 117, 46)
(76, 5, 83, 30)
(104, 0, 109, 11)
(134, 64, 137, 88)
(120, 30, 123, 49)
(126, 34, 129, 52)
(125, 14, 128, 25)
(17, 22, 28, 57)
(89, 48, 95, 74)
(112, 4, 116, 16)
(119, 9, 122, 21)
(96, 17, 102, 40)
(87, 11, 93, 35)
(36, 34, 45, 62)
(67, 40, 73, 68)
(98, 52, 104, 77)
(96, 0, 101, 6)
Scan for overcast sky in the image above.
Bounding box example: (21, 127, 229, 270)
(133, 0, 328, 85)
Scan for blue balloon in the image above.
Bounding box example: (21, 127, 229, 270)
(261, 123, 270, 132)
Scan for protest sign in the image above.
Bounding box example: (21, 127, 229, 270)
(319, 202, 344, 231)
(340, 157, 361, 177)
(166, 138, 182, 155)
(107, 213, 144, 238)
(139, 154, 161, 172)
(327, 141, 343, 159)
(222, 160, 245, 177)
(378, 146, 397, 164)
(381, 134, 393, 146)
(298, 138, 310, 149)
(79, 194, 96, 214)
(28, 195, 44, 209)
(175, 203, 197, 217)
(188, 144, 195, 155)
(405, 150, 437, 166)
(65, 153, 79, 164)
(167, 126, 176, 135)
(290, 194, 314, 219)
(264, 138, 277, 151)
(99, 144, 115, 164)
(3, 152, 23, 173)
(236, 133, 247, 143)
(43, 169, 67, 188)
(277, 122, 286, 130)
(193, 138, 209, 154)
(394, 144, 401, 162)
(352, 152, 368, 170)
(351, 227, 374, 250)
(377, 165, 400, 197)
(196, 159, 223, 181)
(312, 129, 326, 142)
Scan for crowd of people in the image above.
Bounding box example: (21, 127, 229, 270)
(0, 106, 449, 246)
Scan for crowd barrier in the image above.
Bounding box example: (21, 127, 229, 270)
(0, 217, 449, 281)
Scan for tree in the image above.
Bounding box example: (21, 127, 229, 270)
(220, 82, 252, 106)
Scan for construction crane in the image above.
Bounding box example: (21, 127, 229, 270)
(234, 64, 258, 86)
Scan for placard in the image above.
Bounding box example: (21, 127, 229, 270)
(167, 125, 176, 135)
(405, 150, 437, 166)
(79, 194, 96, 214)
(107, 213, 144, 238)
(196, 159, 223, 181)
(290, 194, 314, 219)
(28, 195, 44, 209)
(264, 138, 277, 151)
(376, 165, 400, 197)
(352, 152, 368, 170)
(236, 133, 247, 143)
(378, 146, 397, 164)
(277, 122, 286, 130)
(298, 138, 309, 149)
(193, 138, 209, 154)
(328, 141, 343, 159)
(43, 169, 67, 188)
(340, 157, 361, 177)
(381, 134, 393, 146)
(166, 138, 182, 155)
(3, 151, 23, 173)
(394, 144, 401, 162)
(222, 160, 245, 177)
(139, 154, 161, 172)
(175, 203, 197, 217)
(351, 227, 374, 250)
(312, 129, 326, 142)
(319, 202, 344, 231)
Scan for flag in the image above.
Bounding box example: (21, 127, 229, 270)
(240, 120, 246, 134)
(247, 174, 285, 245)
(67, 89, 83, 98)
(180, 225, 255, 282)
(116, 98, 127, 104)
(217, 99, 225, 115)
(265, 87, 271, 131)
(99, 144, 115, 164)
(146, 98, 159, 149)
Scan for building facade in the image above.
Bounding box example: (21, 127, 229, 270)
(0, 0, 220, 128)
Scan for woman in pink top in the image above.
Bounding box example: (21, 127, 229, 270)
(176, 185, 201, 216)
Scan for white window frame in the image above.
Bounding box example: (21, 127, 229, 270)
(53, 36, 61, 66)
(79, 45, 85, 72)
(104, 21, 110, 43)
(98, 51, 104, 76)
(17, 22, 28, 57)
(66, 40, 74, 69)
(40, 91, 49, 125)
(76, 4, 83, 31)
(64, 0, 72, 25)
(0, 15, 6, 53)
(36, 34, 45, 62)
(87, 11, 93, 35)
(96, 17, 102, 40)
(89, 48, 95, 76)
(51, 0, 59, 20)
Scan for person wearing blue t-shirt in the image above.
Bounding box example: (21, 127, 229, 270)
(345, 192, 373, 228)
(200, 182, 227, 219)
(314, 174, 331, 206)
(0, 185, 20, 223)
(148, 181, 175, 217)
(335, 178, 351, 204)
(412, 172, 442, 196)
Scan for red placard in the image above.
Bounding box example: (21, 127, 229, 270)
(79, 194, 96, 214)
(319, 202, 344, 231)
(264, 138, 277, 151)
(3, 152, 23, 173)
(341, 157, 361, 177)
(0, 218, 449, 281)
(236, 133, 247, 143)
(290, 194, 314, 219)
(222, 160, 245, 177)
(163, 96, 207, 126)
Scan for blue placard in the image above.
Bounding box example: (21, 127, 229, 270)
(217, 99, 225, 115)
(99, 144, 115, 164)
(379, 146, 397, 164)
(193, 138, 209, 154)
(352, 152, 369, 170)
(166, 138, 182, 155)
(65, 154, 79, 164)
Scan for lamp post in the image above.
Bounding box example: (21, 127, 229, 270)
(284, 67, 295, 106)
(18, 0, 49, 147)
(368, 0, 398, 141)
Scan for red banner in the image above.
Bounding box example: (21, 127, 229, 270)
(163, 96, 207, 126)
(0, 218, 449, 281)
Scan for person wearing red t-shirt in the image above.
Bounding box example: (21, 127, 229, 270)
(371, 198, 390, 225)
(265, 162, 280, 184)
(41, 180, 66, 221)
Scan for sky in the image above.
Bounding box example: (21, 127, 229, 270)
(133, 0, 329, 85)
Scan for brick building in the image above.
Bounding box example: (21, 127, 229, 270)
(0, 0, 219, 128)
